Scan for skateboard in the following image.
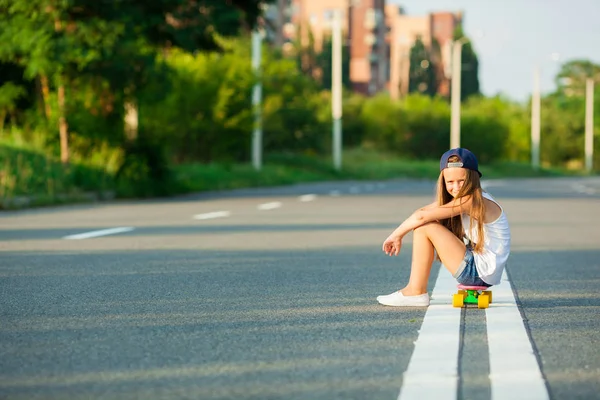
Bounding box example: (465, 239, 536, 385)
(452, 284, 492, 309)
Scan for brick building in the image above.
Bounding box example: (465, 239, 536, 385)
(264, 1, 462, 98)
(387, 7, 462, 99)
(348, 0, 388, 95)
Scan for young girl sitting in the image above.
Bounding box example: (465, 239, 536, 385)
(378, 148, 511, 307)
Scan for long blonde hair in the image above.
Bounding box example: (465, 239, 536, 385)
(436, 155, 485, 254)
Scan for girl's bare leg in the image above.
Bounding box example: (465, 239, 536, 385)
(401, 221, 467, 296)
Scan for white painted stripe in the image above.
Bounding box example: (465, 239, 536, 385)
(63, 227, 135, 240)
(482, 180, 507, 190)
(257, 202, 282, 211)
(193, 211, 231, 220)
(486, 270, 549, 400)
(298, 194, 317, 202)
(329, 190, 341, 197)
(572, 183, 595, 195)
(398, 266, 460, 400)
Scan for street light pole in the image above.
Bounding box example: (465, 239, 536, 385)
(251, 30, 263, 171)
(585, 78, 595, 172)
(531, 65, 541, 170)
(530, 53, 560, 170)
(450, 38, 468, 149)
(332, 9, 343, 170)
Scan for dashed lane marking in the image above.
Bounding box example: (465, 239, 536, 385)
(257, 202, 282, 211)
(193, 211, 231, 220)
(298, 194, 317, 202)
(572, 183, 596, 195)
(63, 227, 135, 240)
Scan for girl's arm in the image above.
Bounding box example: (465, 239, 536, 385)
(421, 201, 437, 210)
(390, 196, 472, 239)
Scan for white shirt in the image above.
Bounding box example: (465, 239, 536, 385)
(461, 191, 511, 285)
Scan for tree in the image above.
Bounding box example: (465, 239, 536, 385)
(315, 34, 351, 90)
(547, 60, 600, 169)
(0, 0, 272, 165)
(66, 0, 272, 141)
(555, 59, 600, 96)
(0, 0, 82, 163)
(0, 82, 25, 133)
(408, 37, 437, 97)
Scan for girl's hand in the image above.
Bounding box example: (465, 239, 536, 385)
(383, 234, 402, 256)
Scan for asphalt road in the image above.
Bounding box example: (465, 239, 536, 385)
(0, 177, 599, 400)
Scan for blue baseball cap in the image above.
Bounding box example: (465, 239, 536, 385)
(440, 148, 482, 177)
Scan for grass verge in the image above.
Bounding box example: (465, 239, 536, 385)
(0, 146, 593, 209)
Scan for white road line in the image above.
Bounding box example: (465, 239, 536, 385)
(398, 266, 461, 400)
(572, 183, 595, 195)
(257, 202, 282, 211)
(63, 227, 135, 240)
(298, 194, 317, 202)
(486, 270, 549, 400)
(482, 180, 507, 190)
(193, 211, 231, 220)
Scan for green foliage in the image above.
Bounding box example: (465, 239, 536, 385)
(453, 26, 480, 101)
(361, 93, 406, 152)
(360, 94, 451, 159)
(401, 94, 450, 158)
(546, 60, 600, 169)
(262, 51, 328, 155)
(555, 59, 600, 94)
(115, 135, 177, 197)
(461, 96, 512, 163)
(0, 144, 113, 200)
(408, 37, 437, 96)
(0, 82, 26, 130)
(340, 93, 367, 148)
(141, 45, 254, 163)
(540, 96, 585, 167)
(316, 35, 352, 90)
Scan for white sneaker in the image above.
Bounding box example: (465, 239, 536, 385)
(377, 291, 430, 307)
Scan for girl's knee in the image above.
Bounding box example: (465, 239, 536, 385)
(415, 221, 440, 234)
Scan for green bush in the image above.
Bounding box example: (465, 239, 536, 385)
(115, 136, 177, 197)
(360, 93, 406, 153)
(402, 94, 450, 159)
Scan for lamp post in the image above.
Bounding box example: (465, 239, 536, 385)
(585, 78, 594, 172)
(251, 29, 263, 171)
(531, 52, 560, 170)
(531, 65, 541, 170)
(450, 37, 469, 149)
(332, 9, 343, 170)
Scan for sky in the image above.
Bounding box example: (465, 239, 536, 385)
(390, 0, 600, 102)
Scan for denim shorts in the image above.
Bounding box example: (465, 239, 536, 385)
(452, 247, 492, 287)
